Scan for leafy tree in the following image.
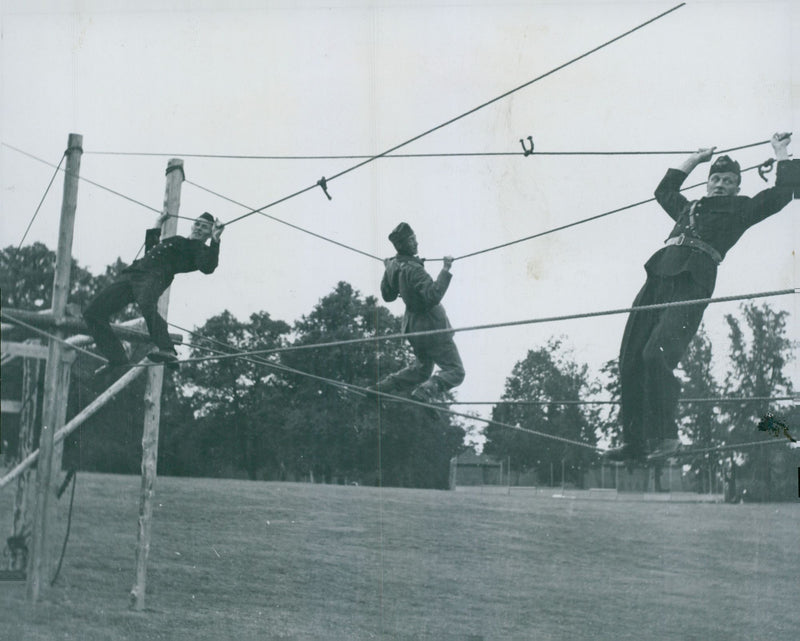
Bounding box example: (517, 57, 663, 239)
(279, 282, 401, 482)
(0, 242, 117, 312)
(721, 302, 795, 501)
(281, 281, 465, 487)
(677, 326, 725, 492)
(169, 310, 291, 480)
(483, 338, 598, 487)
(596, 358, 621, 448)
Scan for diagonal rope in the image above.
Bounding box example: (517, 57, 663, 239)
(447, 395, 797, 406)
(178, 324, 798, 457)
(174, 327, 601, 451)
(3, 143, 163, 215)
(17, 151, 66, 248)
(171, 323, 792, 457)
(185, 179, 383, 261)
(451, 161, 771, 261)
(223, 4, 686, 227)
(192, 146, 774, 265)
(173, 288, 796, 366)
(82, 138, 767, 161)
(648, 437, 789, 460)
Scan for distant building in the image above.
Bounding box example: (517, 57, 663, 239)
(449, 452, 503, 489)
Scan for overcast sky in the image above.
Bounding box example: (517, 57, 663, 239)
(2, 0, 798, 437)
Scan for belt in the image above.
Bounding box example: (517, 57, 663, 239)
(664, 234, 722, 265)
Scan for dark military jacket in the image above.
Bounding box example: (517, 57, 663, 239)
(381, 254, 453, 335)
(123, 227, 220, 290)
(647, 159, 800, 293)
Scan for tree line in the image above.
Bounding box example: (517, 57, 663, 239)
(1, 243, 797, 498)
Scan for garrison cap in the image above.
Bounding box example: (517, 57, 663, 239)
(709, 155, 741, 180)
(388, 222, 415, 248)
(198, 212, 214, 223)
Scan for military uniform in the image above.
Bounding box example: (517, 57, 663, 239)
(83, 225, 220, 365)
(376, 233, 464, 398)
(618, 158, 800, 457)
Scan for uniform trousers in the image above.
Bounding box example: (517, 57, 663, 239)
(619, 272, 709, 451)
(378, 332, 465, 393)
(83, 273, 173, 364)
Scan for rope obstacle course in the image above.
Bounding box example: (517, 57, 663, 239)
(3, 1, 799, 610)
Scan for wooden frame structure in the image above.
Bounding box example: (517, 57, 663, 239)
(0, 133, 185, 610)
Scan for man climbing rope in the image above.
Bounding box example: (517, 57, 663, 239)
(607, 132, 799, 462)
(83, 211, 223, 376)
(370, 222, 465, 403)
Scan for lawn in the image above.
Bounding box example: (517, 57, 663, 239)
(1, 473, 798, 640)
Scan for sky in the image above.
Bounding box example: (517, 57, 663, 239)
(2, 0, 798, 441)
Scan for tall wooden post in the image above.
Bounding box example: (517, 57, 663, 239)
(27, 133, 82, 601)
(130, 159, 183, 610)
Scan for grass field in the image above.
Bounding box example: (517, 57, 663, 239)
(1, 473, 798, 640)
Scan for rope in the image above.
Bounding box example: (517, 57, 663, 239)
(6, 293, 794, 459)
(2, 143, 162, 214)
(649, 437, 788, 460)
(173, 288, 797, 366)
(185, 180, 383, 261)
(17, 151, 66, 248)
(223, 4, 686, 227)
(81, 139, 767, 161)
(452, 161, 770, 261)
(179, 333, 601, 451)
(191, 147, 775, 265)
(50, 470, 76, 586)
(132, 240, 147, 262)
(181, 329, 796, 458)
(447, 395, 797, 406)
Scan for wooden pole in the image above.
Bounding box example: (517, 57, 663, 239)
(130, 158, 183, 610)
(27, 133, 82, 602)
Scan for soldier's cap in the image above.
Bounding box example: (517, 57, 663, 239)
(709, 155, 741, 181)
(197, 212, 214, 223)
(388, 222, 415, 247)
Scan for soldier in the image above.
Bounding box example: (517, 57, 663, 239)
(371, 222, 465, 402)
(607, 132, 799, 462)
(83, 211, 223, 376)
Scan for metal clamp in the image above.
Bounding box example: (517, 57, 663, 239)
(317, 176, 332, 201)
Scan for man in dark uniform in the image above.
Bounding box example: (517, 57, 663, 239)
(607, 132, 799, 462)
(371, 222, 465, 402)
(83, 211, 223, 375)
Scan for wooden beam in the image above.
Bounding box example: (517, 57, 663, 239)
(0, 342, 50, 360)
(3, 308, 183, 345)
(1, 400, 23, 414)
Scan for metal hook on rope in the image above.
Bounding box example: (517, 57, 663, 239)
(519, 136, 535, 157)
(317, 176, 332, 201)
(757, 158, 775, 182)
